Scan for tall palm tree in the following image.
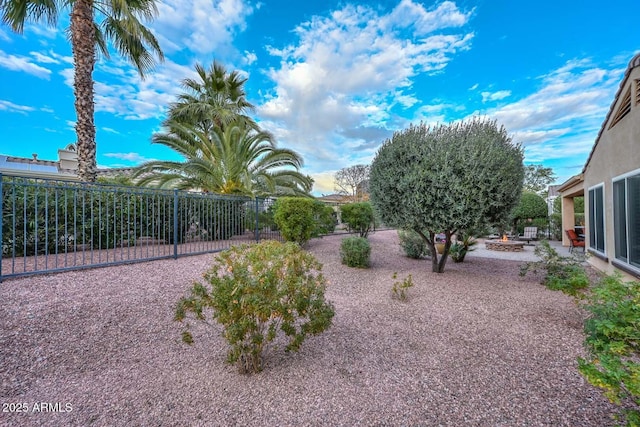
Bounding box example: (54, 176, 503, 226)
(134, 119, 313, 197)
(1, 0, 164, 182)
(168, 61, 256, 134)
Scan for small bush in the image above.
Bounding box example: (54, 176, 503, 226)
(391, 272, 414, 301)
(449, 232, 477, 263)
(340, 202, 374, 238)
(519, 240, 588, 296)
(273, 197, 316, 245)
(398, 229, 428, 259)
(175, 241, 335, 374)
(578, 274, 640, 426)
(340, 236, 370, 268)
(312, 201, 336, 237)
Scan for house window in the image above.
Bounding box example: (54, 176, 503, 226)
(588, 185, 605, 253)
(609, 87, 632, 129)
(636, 79, 640, 106)
(613, 171, 640, 269)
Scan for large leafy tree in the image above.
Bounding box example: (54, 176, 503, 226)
(524, 164, 556, 195)
(1, 0, 164, 182)
(134, 120, 313, 197)
(511, 191, 548, 230)
(370, 118, 524, 273)
(167, 61, 256, 134)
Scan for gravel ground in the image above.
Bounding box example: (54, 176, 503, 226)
(0, 230, 618, 426)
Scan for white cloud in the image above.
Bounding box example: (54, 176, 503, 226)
(469, 83, 479, 91)
(468, 58, 623, 166)
(310, 170, 338, 195)
(0, 99, 35, 114)
(244, 51, 257, 65)
(259, 0, 473, 173)
(0, 50, 51, 79)
(103, 152, 152, 163)
(153, 0, 255, 55)
(25, 23, 58, 39)
(486, 62, 618, 138)
(30, 51, 60, 64)
(481, 90, 511, 102)
(101, 127, 120, 134)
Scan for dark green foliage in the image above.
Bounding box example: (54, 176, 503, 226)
(1, 177, 255, 258)
(340, 202, 374, 238)
(340, 236, 371, 268)
(175, 241, 335, 374)
(398, 229, 428, 259)
(512, 192, 548, 230)
(578, 274, 640, 426)
(312, 201, 336, 236)
(524, 164, 556, 194)
(273, 197, 316, 245)
(519, 240, 588, 296)
(370, 118, 524, 273)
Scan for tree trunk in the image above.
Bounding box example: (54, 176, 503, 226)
(71, 0, 97, 182)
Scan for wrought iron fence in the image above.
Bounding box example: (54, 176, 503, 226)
(1, 174, 280, 281)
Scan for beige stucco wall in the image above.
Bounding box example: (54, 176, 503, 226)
(583, 66, 640, 279)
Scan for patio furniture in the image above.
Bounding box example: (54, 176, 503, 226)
(518, 227, 538, 244)
(565, 229, 585, 253)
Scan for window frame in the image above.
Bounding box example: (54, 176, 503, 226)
(612, 168, 640, 274)
(588, 183, 606, 256)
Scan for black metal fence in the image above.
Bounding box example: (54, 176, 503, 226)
(1, 174, 280, 281)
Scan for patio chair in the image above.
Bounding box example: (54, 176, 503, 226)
(565, 229, 585, 253)
(518, 227, 538, 244)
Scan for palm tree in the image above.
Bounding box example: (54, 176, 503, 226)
(1, 0, 164, 182)
(168, 61, 256, 134)
(134, 120, 313, 197)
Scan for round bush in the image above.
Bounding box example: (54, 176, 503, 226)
(273, 197, 316, 245)
(175, 240, 335, 373)
(398, 229, 428, 259)
(340, 236, 371, 268)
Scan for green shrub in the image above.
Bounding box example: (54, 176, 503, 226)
(341, 202, 375, 238)
(391, 272, 414, 301)
(578, 274, 640, 426)
(273, 197, 316, 245)
(175, 241, 335, 374)
(519, 240, 588, 296)
(312, 201, 336, 237)
(340, 236, 370, 268)
(398, 229, 428, 259)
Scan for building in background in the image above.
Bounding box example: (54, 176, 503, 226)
(559, 53, 640, 280)
(0, 144, 134, 180)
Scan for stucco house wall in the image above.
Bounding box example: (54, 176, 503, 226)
(582, 54, 640, 279)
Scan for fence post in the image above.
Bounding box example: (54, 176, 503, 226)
(173, 189, 178, 259)
(255, 198, 260, 242)
(0, 173, 3, 283)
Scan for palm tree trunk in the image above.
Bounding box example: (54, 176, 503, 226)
(71, 0, 97, 182)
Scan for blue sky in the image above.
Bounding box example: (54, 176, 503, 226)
(0, 0, 638, 195)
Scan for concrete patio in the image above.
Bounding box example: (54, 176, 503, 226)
(469, 239, 578, 262)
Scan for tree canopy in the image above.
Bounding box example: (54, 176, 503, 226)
(524, 164, 556, 194)
(369, 118, 524, 273)
(167, 61, 256, 133)
(512, 191, 548, 229)
(134, 120, 312, 197)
